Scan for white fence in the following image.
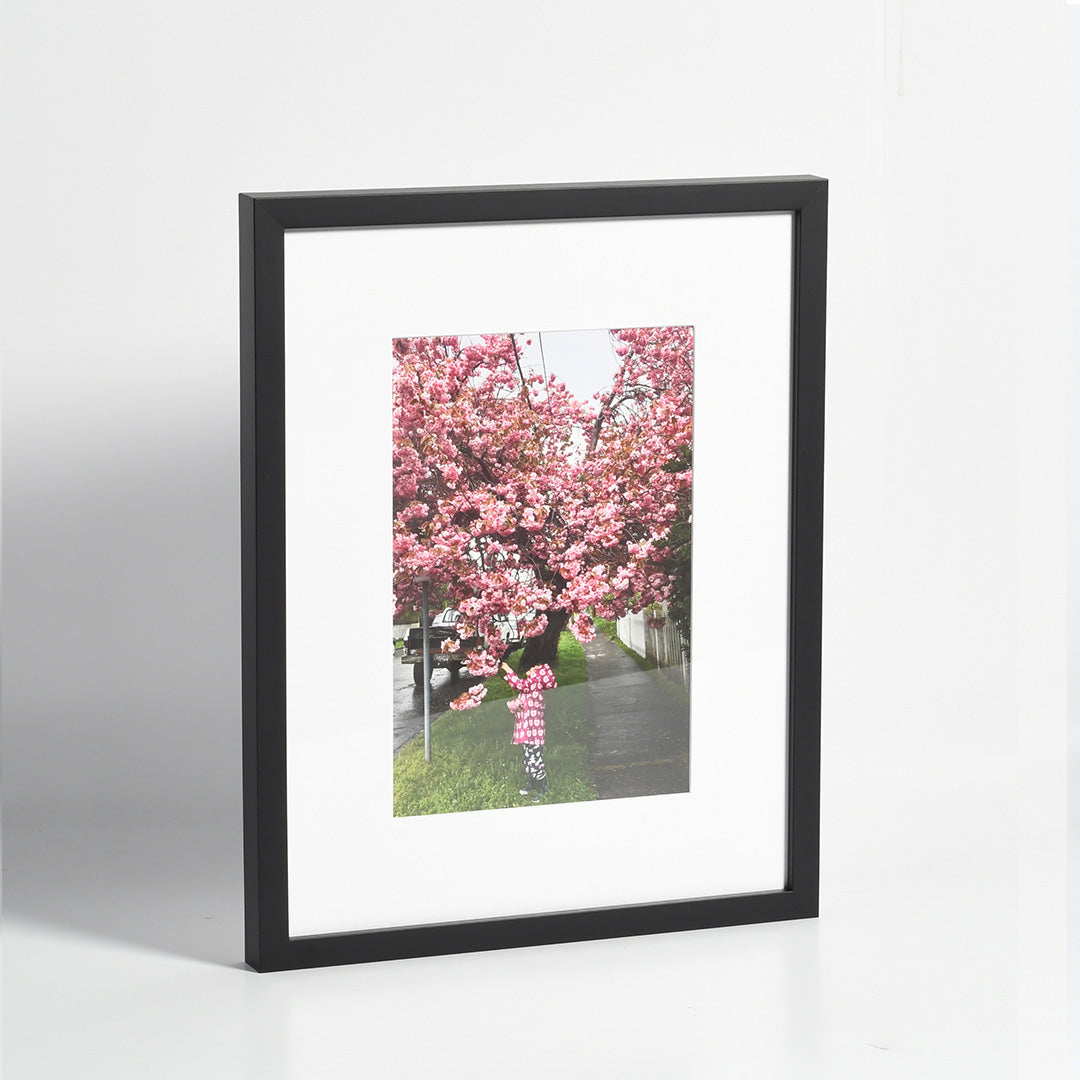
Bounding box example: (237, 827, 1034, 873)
(615, 603, 690, 689)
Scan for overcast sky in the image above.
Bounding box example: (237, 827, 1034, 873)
(458, 327, 621, 406)
(515, 327, 620, 405)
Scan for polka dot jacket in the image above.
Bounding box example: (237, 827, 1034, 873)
(504, 663, 558, 745)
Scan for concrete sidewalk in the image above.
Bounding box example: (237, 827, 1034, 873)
(583, 632, 690, 800)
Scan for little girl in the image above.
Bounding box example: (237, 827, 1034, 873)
(501, 661, 557, 801)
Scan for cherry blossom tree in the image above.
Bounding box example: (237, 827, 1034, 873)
(393, 326, 693, 696)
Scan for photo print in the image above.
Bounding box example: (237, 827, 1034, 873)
(392, 326, 693, 816)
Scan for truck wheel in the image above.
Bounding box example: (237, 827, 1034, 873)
(413, 664, 427, 686)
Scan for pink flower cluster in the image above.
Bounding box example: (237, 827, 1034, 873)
(463, 648, 499, 678)
(449, 684, 488, 711)
(393, 328, 692, 642)
(518, 613, 548, 639)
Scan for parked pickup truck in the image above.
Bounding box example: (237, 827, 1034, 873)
(403, 608, 526, 686)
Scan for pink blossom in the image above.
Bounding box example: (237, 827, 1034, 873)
(449, 684, 488, 711)
(392, 327, 692, 646)
(464, 648, 498, 678)
(569, 612, 596, 643)
(520, 613, 548, 638)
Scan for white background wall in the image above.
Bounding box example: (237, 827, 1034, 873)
(1069, 6, 1080, 1071)
(2, 2, 1068, 1077)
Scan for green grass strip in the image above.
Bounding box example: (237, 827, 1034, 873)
(393, 631, 597, 816)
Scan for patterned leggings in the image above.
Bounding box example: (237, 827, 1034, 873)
(522, 743, 546, 782)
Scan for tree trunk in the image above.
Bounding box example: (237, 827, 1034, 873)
(520, 609, 570, 671)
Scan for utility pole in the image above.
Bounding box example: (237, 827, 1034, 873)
(418, 577, 432, 762)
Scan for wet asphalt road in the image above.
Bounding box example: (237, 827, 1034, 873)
(393, 648, 481, 754)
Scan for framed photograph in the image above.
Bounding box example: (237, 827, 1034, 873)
(240, 176, 826, 972)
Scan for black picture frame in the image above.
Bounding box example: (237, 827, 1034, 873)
(240, 176, 827, 972)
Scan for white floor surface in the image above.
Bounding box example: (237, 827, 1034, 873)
(4, 729, 1062, 1079)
